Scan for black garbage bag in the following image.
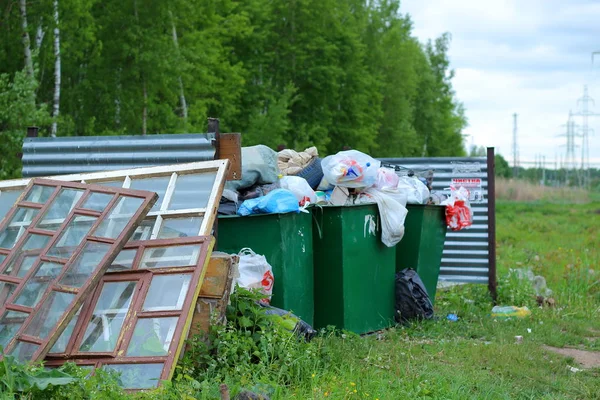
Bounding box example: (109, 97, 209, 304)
(395, 268, 434, 323)
(259, 303, 317, 341)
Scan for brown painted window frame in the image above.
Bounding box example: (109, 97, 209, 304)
(0, 178, 157, 362)
(45, 236, 214, 389)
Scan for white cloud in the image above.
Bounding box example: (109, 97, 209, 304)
(402, 0, 600, 166)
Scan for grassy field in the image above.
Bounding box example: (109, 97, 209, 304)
(178, 199, 599, 400)
(3, 199, 599, 399)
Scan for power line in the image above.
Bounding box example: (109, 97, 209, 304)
(512, 113, 519, 177)
(572, 85, 599, 188)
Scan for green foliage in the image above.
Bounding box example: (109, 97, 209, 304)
(0, 0, 467, 168)
(495, 153, 511, 178)
(0, 70, 51, 180)
(175, 287, 328, 397)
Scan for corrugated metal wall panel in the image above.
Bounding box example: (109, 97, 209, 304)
(379, 156, 494, 286)
(22, 133, 216, 177)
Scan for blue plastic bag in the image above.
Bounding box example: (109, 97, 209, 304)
(238, 189, 300, 216)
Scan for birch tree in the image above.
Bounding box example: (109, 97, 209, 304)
(19, 0, 33, 78)
(51, 0, 60, 137)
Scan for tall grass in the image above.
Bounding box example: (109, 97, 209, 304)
(496, 178, 590, 203)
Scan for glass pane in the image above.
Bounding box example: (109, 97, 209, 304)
(129, 219, 155, 242)
(0, 190, 24, 221)
(103, 363, 163, 389)
(35, 189, 84, 231)
(79, 281, 136, 353)
(126, 317, 178, 356)
(168, 173, 216, 210)
(130, 176, 170, 212)
(59, 242, 110, 288)
(140, 244, 201, 269)
(0, 254, 5, 265)
(108, 249, 137, 272)
(25, 185, 55, 203)
(47, 215, 97, 259)
(49, 305, 82, 353)
(3, 234, 51, 276)
(14, 262, 63, 307)
(0, 310, 28, 349)
(157, 217, 202, 239)
(143, 274, 191, 311)
(81, 192, 114, 212)
(23, 291, 75, 340)
(0, 281, 17, 304)
(92, 196, 144, 239)
(9, 341, 40, 363)
(0, 207, 40, 249)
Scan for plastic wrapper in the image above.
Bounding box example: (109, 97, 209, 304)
(397, 176, 430, 204)
(321, 150, 381, 188)
(357, 188, 408, 247)
(442, 186, 473, 231)
(279, 176, 317, 205)
(374, 167, 400, 190)
(237, 189, 299, 216)
(236, 248, 274, 303)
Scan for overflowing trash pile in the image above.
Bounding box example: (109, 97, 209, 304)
(219, 145, 473, 248)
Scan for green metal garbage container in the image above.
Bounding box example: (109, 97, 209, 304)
(396, 204, 447, 303)
(312, 204, 396, 334)
(217, 213, 314, 325)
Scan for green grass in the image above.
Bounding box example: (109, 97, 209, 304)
(173, 199, 599, 400)
(4, 200, 599, 399)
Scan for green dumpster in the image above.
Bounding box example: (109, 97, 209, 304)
(217, 212, 314, 325)
(312, 204, 396, 334)
(396, 204, 447, 303)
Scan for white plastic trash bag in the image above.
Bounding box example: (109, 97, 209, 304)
(236, 248, 275, 303)
(321, 150, 380, 188)
(279, 176, 317, 204)
(357, 188, 408, 247)
(397, 176, 430, 204)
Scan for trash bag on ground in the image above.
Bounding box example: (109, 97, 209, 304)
(395, 268, 434, 323)
(236, 248, 274, 303)
(259, 303, 317, 341)
(321, 150, 380, 188)
(238, 189, 300, 216)
(357, 188, 408, 247)
(226, 145, 280, 192)
(279, 176, 317, 204)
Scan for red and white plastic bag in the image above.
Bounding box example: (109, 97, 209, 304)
(442, 186, 473, 231)
(236, 248, 275, 303)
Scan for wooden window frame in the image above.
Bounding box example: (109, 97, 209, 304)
(0, 160, 229, 238)
(45, 236, 214, 389)
(0, 179, 157, 362)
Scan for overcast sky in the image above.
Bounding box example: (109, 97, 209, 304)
(402, 0, 600, 167)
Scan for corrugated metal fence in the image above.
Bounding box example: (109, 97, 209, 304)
(21, 133, 216, 177)
(380, 149, 497, 296)
(21, 134, 496, 295)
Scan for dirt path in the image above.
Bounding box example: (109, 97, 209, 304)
(543, 345, 600, 369)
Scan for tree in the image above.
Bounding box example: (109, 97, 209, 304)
(494, 154, 511, 178)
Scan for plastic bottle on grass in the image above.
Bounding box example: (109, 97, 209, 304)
(491, 306, 531, 318)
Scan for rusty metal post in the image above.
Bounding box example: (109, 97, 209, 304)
(486, 147, 498, 302)
(26, 127, 39, 137)
(208, 118, 220, 160)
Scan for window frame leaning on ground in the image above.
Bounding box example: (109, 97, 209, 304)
(0, 178, 157, 362)
(44, 236, 215, 390)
